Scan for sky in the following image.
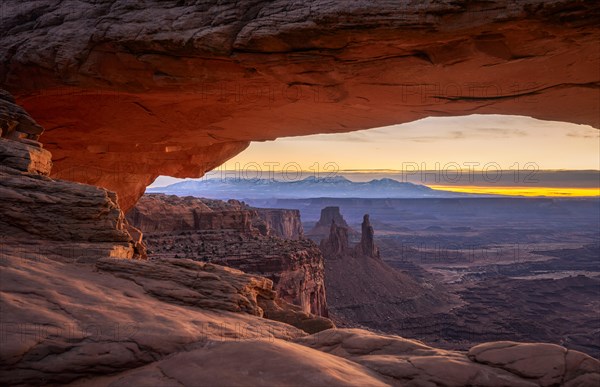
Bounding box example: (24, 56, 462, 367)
(151, 114, 599, 196)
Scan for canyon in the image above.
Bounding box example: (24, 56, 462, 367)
(317, 211, 456, 332)
(127, 194, 328, 317)
(125, 193, 600, 361)
(3, 155, 599, 383)
(274, 197, 600, 358)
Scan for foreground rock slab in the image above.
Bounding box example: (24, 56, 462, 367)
(73, 340, 389, 387)
(96, 257, 333, 334)
(2, 245, 598, 386)
(296, 329, 600, 387)
(0, 247, 304, 385)
(96, 258, 275, 316)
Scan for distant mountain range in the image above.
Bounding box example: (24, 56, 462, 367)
(147, 176, 484, 200)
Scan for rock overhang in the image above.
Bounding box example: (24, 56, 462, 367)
(1, 0, 598, 210)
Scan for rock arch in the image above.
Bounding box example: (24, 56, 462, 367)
(1, 0, 598, 210)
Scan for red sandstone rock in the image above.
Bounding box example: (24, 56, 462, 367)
(0, 92, 141, 260)
(254, 208, 304, 240)
(1, 1, 598, 209)
(127, 194, 329, 317)
(308, 206, 357, 239)
(320, 221, 352, 259)
(2, 4, 600, 385)
(359, 214, 380, 259)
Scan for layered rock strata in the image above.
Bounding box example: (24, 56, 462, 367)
(254, 208, 304, 240)
(127, 194, 329, 316)
(96, 257, 333, 334)
(0, 245, 304, 385)
(0, 90, 143, 260)
(308, 206, 357, 239)
(0, 89, 43, 141)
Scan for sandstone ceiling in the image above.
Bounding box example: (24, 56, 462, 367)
(1, 0, 598, 210)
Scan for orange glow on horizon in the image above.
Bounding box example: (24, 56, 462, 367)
(428, 185, 600, 197)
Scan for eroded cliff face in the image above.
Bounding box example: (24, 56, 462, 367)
(0, 92, 143, 260)
(127, 194, 329, 317)
(1, 1, 598, 209)
(254, 208, 304, 240)
(126, 194, 255, 233)
(308, 206, 356, 240)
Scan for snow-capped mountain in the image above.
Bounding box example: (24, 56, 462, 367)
(147, 176, 475, 200)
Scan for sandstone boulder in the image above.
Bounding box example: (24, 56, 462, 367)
(297, 329, 600, 387)
(467, 341, 595, 387)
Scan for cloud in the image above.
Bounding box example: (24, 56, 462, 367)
(337, 170, 599, 188)
(474, 128, 528, 137)
(566, 130, 600, 139)
(212, 114, 599, 171)
(286, 132, 374, 143)
(395, 130, 465, 143)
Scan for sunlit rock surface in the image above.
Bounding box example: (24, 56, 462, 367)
(3, 247, 598, 386)
(296, 329, 600, 387)
(0, 246, 305, 385)
(1, 0, 598, 209)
